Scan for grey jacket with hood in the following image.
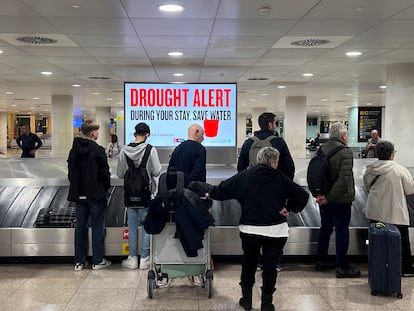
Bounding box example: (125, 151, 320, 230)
(117, 142, 162, 200)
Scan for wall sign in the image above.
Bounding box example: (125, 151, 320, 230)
(358, 107, 382, 142)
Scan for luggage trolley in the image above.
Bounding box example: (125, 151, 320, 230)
(146, 171, 213, 299)
(147, 214, 213, 299)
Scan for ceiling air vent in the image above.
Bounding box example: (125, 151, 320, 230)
(17, 36, 57, 45)
(247, 77, 269, 81)
(88, 76, 110, 80)
(290, 39, 330, 47)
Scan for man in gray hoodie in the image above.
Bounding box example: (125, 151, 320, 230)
(117, 122, 162, 269)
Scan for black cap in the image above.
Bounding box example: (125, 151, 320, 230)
(134, 122, 150, 136)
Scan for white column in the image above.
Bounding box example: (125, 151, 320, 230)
(386, 63, 414, 167)
(347, 107, 359, 147)
(95, 107, 111, 148)
(0, 112, 7, 154)
(237, 112, 246, 148)
(285, 96, 307, 158)
(116, 110, 125, 145)
(251, 108, 265, 134)
(51, 95, 73, 158)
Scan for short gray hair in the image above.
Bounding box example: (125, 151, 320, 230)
(329, 122, 348, 139)
(257, 147, 280, 166)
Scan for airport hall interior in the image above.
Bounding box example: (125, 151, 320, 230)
(2, 1, 414, 310)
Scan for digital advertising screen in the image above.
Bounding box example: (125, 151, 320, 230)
(124, 83, 237, 147)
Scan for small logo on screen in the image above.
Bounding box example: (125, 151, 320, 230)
(173, 138, 185, 143)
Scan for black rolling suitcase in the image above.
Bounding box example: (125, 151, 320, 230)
(368, 222, 403, 298)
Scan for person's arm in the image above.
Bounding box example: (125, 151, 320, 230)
(16, 136, 21, 148)
(34, 134, 43, 149)
(116, 152, 126, 178)
(285, 178, 310, 213)
(209, 170, 246, 201)
(189, 146, 206, 182)
(96, 147, 111, 191)
(237, 139, 252, 172)
(326, 148, 354, 203)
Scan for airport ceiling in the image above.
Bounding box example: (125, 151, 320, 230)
(1, 0, 414, 120)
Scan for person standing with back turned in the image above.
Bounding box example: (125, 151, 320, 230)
(204, 147, 309, 311)
(315, 122, 360, 278)
(117, 123, 162, 269)
(237, 112, 295, 179)
(364, 140, 414, 276)
(67, 120, 111, 271)
(168, 123, 206, 182)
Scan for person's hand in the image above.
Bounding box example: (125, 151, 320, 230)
(315, 195, 328, 205)
(29, 149, 36, 155)
(279, 207, 289, 217)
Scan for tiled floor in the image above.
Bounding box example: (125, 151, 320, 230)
(0, 260, 413, 311)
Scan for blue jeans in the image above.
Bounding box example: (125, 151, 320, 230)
(75, 198, 107, 265)
(317, 202, 351, 270)
(239, 232, 287, 294)
(127, 207, 150, 258)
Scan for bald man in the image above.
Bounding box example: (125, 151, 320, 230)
(168, 124, 207, 182)
(366, 129, 381, 158)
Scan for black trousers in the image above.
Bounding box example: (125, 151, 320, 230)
(239, 232, 287, 294)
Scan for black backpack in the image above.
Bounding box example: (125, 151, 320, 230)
(124, 144, 152, 207)
(306, 145, 345, 197)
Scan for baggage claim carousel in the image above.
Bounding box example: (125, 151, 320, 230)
(1, 158, 414, 258)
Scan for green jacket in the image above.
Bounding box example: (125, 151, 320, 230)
(320, 139, 355, 204)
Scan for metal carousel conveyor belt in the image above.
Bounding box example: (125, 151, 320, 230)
(1, 157, 414, 258)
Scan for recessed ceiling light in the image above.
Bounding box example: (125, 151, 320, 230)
(41, 71, 53, 75)
(117, 102, 123, 105)
(277, 85, 286, 89)
(0, 50, 3, 54)
(33, 97, 40, 100)
(92, 92, 100, 95)
(355, 7, 365, 12)
(345, 93, 353, 96)
(106, 98, 113, 101)
(72, 84, 82, 87)
(5, 91, 14, 95)
(72, 4, 80, 9)
(260, 93, 269, 96)
(158, 4, 184, 13)
(11, 104, 16, 107)
(302, 73, 314, 77)
(379, 85, 387, 89)
(321, 98, 328, 101)
(346, 51, 362, 57)
(168, 51, 183, 56)
(173, 73, 184, 77)
(366, 102, 373, 106)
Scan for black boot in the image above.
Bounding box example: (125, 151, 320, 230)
(261, 289, 275, 311)
(239, 286, 252, 310)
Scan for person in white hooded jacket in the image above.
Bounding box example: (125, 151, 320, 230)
(364, 140, 414, 276)
(117, 122, 162, 269)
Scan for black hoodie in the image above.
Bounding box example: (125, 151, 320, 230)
(67, 136, 110, 202)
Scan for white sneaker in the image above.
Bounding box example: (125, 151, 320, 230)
(92, 259, 112, 270)
(139, 256, 150, 270)
(74, 262, 88, 271)
(122, 255, 138, 269)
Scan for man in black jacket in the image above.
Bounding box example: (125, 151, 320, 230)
(237, 112, 295, 179)
(168, 123, 206, 182)
(67, 120, 111, 271)
(16, 126, 43, 158)
(206, 147, 309, 311)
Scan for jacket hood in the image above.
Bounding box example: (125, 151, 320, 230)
(253, 164, 280, 182)
(365, 160, 397, 176)
(71, 136, 98, 155)
(122, 142, 148, 161)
